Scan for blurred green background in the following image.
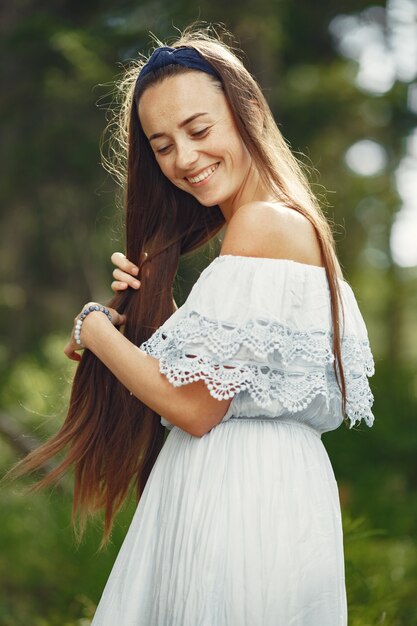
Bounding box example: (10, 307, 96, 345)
(1, 1, 416, 624)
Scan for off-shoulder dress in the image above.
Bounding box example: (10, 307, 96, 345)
(91, 254, 375, 626)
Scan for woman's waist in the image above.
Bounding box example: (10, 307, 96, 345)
(224, 415, 323, 438)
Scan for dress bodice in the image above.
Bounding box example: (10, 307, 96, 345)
(139, 255, 375, 435)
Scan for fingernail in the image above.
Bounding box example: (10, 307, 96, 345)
(133, 280, 140, 288)
(132, 266, 139, 275)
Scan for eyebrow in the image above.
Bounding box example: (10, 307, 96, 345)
(149, 112, 210, 142)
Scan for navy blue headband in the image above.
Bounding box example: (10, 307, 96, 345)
(134, 46, 220, 104)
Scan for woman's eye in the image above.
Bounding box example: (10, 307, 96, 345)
(192, 128, 209, 137)
(157, 145, 171, 154)
(156, 128, 210, 154)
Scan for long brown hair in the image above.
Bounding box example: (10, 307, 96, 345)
(8, 24, 346, 545)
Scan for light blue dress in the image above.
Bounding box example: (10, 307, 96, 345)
(91, 255, 375, 626)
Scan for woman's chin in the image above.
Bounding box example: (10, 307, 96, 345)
(198, 197, 221, 207)
(184, 190, 221, 207)
(177, 181, 226, 207)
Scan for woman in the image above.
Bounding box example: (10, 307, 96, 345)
(13, 25, 375, 625)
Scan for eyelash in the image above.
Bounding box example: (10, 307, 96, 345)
(192, 127, 209, 137)
(157, 128, 210, 154)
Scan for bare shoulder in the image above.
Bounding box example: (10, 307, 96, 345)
(220, 201, 324, 267)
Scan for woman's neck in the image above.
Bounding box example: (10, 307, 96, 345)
(219, 166, 279, 223)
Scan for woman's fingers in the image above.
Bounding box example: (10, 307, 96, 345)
(112, 267, 141, 286)
(63, 340, 82, 362)
(103, 305, 127, 327)
(111, 252, 139, 275)
(111, 268, 141, 292)
(111, 280, 128, 292)
(110, 252, 142, 293)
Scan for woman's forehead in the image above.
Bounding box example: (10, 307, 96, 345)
(138, 72, 224, 130)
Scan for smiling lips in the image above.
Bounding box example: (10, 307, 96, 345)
(186, 163, 219, 185)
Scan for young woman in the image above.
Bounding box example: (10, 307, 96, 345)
(14, 26, 375, 626)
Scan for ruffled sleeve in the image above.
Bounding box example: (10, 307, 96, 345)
(139, 255, 375, 430)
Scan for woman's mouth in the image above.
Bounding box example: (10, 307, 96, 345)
(185, 163, 220, 186)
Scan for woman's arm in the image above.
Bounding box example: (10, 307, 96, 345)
(71, 311, 231, 438)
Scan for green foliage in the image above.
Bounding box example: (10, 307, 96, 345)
(343, 514, 417, 625)
(0, 341, 132, 625)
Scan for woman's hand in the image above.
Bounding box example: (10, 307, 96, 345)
(110, 249, 178, 310)
(111, 251, 147, 292)
(64, 303, 127, 362)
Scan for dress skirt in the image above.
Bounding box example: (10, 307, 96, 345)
(91, 418, 348, 626)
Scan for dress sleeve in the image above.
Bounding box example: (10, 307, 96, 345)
(139, 255, 375, 429)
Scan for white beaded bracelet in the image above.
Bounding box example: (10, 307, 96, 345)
(74, 304, 113, 348)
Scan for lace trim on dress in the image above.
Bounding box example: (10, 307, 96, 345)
(140, 310, 375, 429)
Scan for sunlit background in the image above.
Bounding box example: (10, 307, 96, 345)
(0, 1, 416, 625)
(330, 0, 417, 267)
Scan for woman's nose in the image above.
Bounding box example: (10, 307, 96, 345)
(175, 139, 199, 171)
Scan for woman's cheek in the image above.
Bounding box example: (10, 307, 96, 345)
(156, 158, 174, 181)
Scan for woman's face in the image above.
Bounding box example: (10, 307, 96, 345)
(138, 71, 259, 219)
